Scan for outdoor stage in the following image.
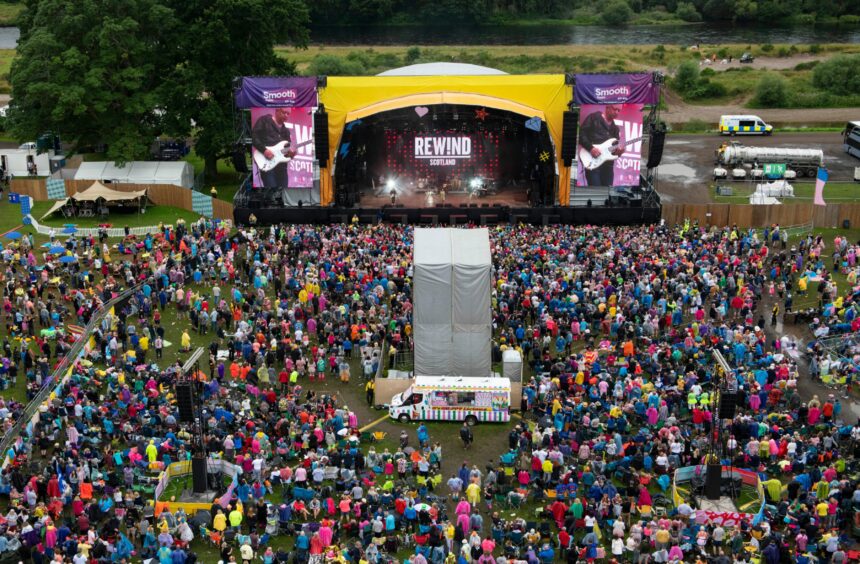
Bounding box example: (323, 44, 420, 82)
(232, 201, 660, 226)
(357, 183, 531, 208)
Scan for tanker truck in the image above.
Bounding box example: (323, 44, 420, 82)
(713, 143, 824, 181)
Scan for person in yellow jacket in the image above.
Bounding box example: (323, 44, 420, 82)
(180, 330, 191, 352)
(213, 509, 227, 532)
(146, 440, 158, 463)
(465, 481, 481, 506)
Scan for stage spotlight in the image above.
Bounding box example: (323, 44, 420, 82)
(470, 178, 481, 189)
(386, 179, 396, 189)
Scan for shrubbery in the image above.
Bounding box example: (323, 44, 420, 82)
(812, 54, 860, 96)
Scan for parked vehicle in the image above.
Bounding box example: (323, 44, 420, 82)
(713, 143, 823, 180)
(387, 376, 510, 425)
(719, 114, 772, 136)
(843, 121, 860, 160)
(740, 53, 755, 63)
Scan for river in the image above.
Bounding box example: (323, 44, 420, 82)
(0, 24, 857, 50)
(309, 23, 860, 46)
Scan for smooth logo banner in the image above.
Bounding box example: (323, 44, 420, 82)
(235, 77, 318, 108)
(574, 73, 659, 105)
(576, 103, 644, 187)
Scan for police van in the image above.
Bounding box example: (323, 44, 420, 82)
(719, 115, 773, 136)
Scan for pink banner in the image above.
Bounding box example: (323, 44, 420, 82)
(576, 104, 644, 187)
(250, 107, 315, 189)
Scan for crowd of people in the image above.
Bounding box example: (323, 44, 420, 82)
(0, 218, 857, 564)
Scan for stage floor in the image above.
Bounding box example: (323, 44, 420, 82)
(358, 187, 530, 208)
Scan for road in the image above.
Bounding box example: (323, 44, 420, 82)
(657, 131, 859, 203)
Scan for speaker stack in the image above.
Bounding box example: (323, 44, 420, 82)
(718, 392, 738, 419)
(704, 463, 722, 500)
(176, 381, 195, 423)
(191, 456, 208, 493)
(314, 108, 329, 168)
(561, 110, 579, 167)
(646, 122, 667, 169)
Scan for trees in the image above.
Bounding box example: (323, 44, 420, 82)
(753, 74, 789, 108)
(600, 0, 633, 25)
(672, 60, 700, 95)
(161, 0, 308, 177)
(11, 0, 308, 175)
(812, 54, 860, 97)
(9, 0, 177, 160)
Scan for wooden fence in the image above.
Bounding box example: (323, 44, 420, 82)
(10, 178, 47, 200)
(662, 203, 860, 229)
(11, 178, 233, 221)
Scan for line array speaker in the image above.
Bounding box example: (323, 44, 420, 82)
(176, 382, 194, 423)
(718, 392, 738, 419)
(231, 147, 249, 174)
(561, 110, 579, 167)
(646, 122, 667, 169)
(314, 109, 329, 168)
(191, 456, 207, 493)
(704, 463, 722, 500)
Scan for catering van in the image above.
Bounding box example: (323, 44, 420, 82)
(387, 376, 510, 424)
(719, 115, 773, 136)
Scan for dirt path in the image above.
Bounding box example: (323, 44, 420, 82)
(662, 89, 857, 125)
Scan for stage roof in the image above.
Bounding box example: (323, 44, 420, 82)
(318, 74, 573, 205)
(377, 62, 507, 76)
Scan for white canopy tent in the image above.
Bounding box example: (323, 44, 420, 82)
(39, 181, 151, 219)
(74, 161, 194, 189)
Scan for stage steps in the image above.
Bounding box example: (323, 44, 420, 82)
(568, 186, 610, 207)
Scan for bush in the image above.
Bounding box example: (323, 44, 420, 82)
(405, 47, 421, 64)
(813, 54, 860, 96)
(672, 60, 700, 94)
(700, 67, 715, 76)
(839, 15, 860, 25)
(308, 54, 367, 76)
(777, 47, 790, 57)
(753, 74, 789, 107)
(687, 78, 727, 99)
(793, 61, 819, 71)
(675, 2, 702, 22)
(600, 0, 633, 26)
(809, 44, 821, 54)
(761, 43, 774, 52)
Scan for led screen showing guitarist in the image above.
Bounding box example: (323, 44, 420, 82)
(578, 105, 623, 186)
(252, 107, 296, 189)
(576, 103, 644, 187)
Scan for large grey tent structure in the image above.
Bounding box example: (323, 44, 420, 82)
(412, 228, 492, 377)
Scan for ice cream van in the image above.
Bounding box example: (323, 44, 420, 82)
(387, 376, 510, 425)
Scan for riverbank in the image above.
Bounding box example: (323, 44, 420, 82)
(0, 5, 19, 27)
(278, 43, 860, 109)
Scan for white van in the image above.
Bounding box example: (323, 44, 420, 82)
(388, 376, 510, 425)
(719, 115, 773, 136)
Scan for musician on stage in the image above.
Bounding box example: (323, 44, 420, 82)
(579, 104, 623, 186)
(252, 107, 295, 189)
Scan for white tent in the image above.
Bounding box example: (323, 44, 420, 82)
(74, 161, 194, 189)
(413, 228, 492, 377)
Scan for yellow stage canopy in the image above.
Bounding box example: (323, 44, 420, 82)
(318, 74, 573, 206)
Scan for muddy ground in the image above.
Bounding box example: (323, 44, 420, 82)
(656, 131, 859, 203)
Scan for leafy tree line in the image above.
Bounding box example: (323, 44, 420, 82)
(304, 0, 859, 24)
(9, 0, 309, 175)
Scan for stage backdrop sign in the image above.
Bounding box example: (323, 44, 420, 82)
(573, 73, 659, 105)
(575, 103, 643, 187)
(235, 77, 318, 189)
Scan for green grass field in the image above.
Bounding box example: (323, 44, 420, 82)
(29, 201, 205, 229)
(183, 153, 244, 203)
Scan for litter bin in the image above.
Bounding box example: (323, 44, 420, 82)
(843, 219, 851, 229)
(7, 193, 19, 204)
